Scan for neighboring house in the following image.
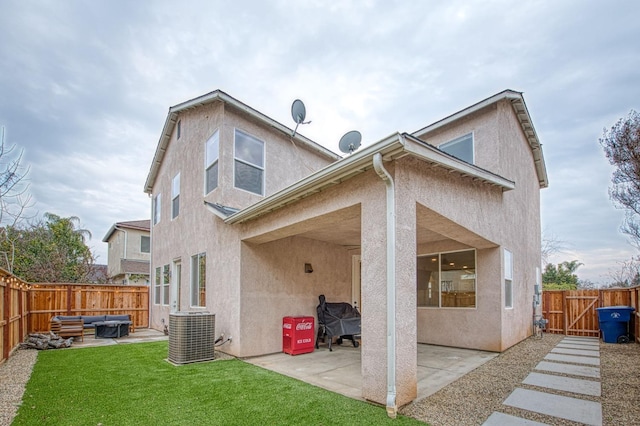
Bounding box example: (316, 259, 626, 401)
(144, 89, 547, 409)
(102, 220, 151, 285)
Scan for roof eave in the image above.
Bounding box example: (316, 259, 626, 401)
(225, 133, 514, 225)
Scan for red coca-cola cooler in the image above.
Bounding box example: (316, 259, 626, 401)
(282, 316, 315, 355)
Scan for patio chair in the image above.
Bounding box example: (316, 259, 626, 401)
(315, 294, 361, 351)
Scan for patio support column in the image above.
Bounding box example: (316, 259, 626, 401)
(361, 159, 417, 409)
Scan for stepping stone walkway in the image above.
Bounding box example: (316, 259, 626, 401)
(482, 336, 603, 426)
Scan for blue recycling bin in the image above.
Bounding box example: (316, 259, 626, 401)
(596, 306, 635, 343)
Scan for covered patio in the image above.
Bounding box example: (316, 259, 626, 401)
(245, 342, 497, 402)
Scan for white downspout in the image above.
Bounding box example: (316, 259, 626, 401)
(373, 152, 397, 418)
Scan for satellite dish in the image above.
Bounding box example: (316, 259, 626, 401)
(291, 99, 310, 137)
(338, 130, 362, 154)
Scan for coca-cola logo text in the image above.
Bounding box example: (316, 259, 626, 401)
(296, 322, 313, 330)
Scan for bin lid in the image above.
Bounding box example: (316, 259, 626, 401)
(596, 306, 635, 311)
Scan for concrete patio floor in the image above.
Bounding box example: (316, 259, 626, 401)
(70, 328, 169, 348)
(245, 341, 498, 401)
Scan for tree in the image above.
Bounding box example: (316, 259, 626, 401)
(0, 213, 95, 282)
(600, 110, 640, 248)
(542, 260, 583, 290)
(607, 256, 640, 288)
(0, 126, 33, 226)
(541, 230, 566, 265)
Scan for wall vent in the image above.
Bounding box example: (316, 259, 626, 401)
(168, 312, 215, 364)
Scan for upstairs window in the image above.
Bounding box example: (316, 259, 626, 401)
(205, 130, 219, 194)
(439, 133, 474, 164)
(171, 173, 180, 219)
(152, 193, 161, 225)
(141, 236, 150, 253)
(234, 129, 264, 195)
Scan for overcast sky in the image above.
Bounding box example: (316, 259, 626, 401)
(1, 1, 638, 284)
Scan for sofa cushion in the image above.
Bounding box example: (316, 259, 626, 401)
(53, 315, 81, 321)
(81, 315, 107, 324)
(106, 315, 131, 322)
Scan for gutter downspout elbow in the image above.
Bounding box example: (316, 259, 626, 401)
(373, 153, 397, 418)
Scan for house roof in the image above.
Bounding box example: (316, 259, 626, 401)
(102, 219, 151, 242)
(412, 89, 548, 188)
(120, 259, 150, 275)
(144, 90, 342, 194)
(223, 90, 546, 225)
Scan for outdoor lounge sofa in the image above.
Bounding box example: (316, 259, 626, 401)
(50, 314, 134, 339)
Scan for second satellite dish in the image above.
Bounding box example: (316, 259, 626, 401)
(339, 130, 362, 154)
(291, 99, 310, 137)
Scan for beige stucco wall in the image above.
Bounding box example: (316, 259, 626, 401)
(238, 236, 351, 357)
(148, 100, 336, 355)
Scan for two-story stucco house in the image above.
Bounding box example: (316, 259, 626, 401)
(144, 89, 547, 411)
(102, 219, 151, 285)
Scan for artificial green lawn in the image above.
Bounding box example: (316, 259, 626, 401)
(14, 341, 425, 425)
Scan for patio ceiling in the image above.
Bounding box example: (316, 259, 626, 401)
(244, 203, 485, 249)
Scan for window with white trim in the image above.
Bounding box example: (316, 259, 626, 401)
(162, 264, 170, 305)
(153, 194, 161, 225)
(154, 266, 161, 305)
(234, 129, 264, 195)
(439, 133, 474, 164)
(504, 249, 513, 309)
(191, 253, 206, 307)
(171, 173, 180, 219)
(417, 249, 476, 308)
(205, 130, 219, 194)
(141, 236, 150, 253)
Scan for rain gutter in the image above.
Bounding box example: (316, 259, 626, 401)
(373, 151, 397, 418)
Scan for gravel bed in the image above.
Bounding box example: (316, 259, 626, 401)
(402, 334, 640, 425)
(0, 349, 37, 426)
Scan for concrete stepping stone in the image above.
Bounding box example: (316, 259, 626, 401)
(544, 353, 599, 366)
(560, 339, 600, 347)
(562, 337, 599, 344)
(556, 343, 599, 351)
(551, 347, 600, 357)
(523, 371, 601, 396)
(535, 360, 600, 378)
(503, 388, 602, 426)
(483, 411, 549, 425)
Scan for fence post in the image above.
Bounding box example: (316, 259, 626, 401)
(66, 285, 72, 315)
(3, 279, 10, 362)
(562, 290, 567, 335)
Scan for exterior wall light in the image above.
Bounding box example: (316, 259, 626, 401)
(304, 263, 313, 273)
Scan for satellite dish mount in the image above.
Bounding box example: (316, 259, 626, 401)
(291, 99, 311, 137)
(338, 130, 362, 155)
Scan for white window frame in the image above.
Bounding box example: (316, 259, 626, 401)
(191, 253, 206, 308)
(152, 193, 161, 225)
(154, 266, 161, 305)
(439, 132, 474, 164)
(171, 173, 180, 219)
(162, 264, 170, 306)
(233, 129, 265, 196)
(417, 249, 477, 309)
(140, 236, 150, 253)
(504, 248, 513, 309)
(205, 130, 219, 194)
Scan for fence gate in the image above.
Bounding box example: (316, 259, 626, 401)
(565, 290, 600, 337)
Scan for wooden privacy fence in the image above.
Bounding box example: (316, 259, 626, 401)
(29, 283, 149, 333)
(542, 287, 639, 342)
(0, 270, 29, 364)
